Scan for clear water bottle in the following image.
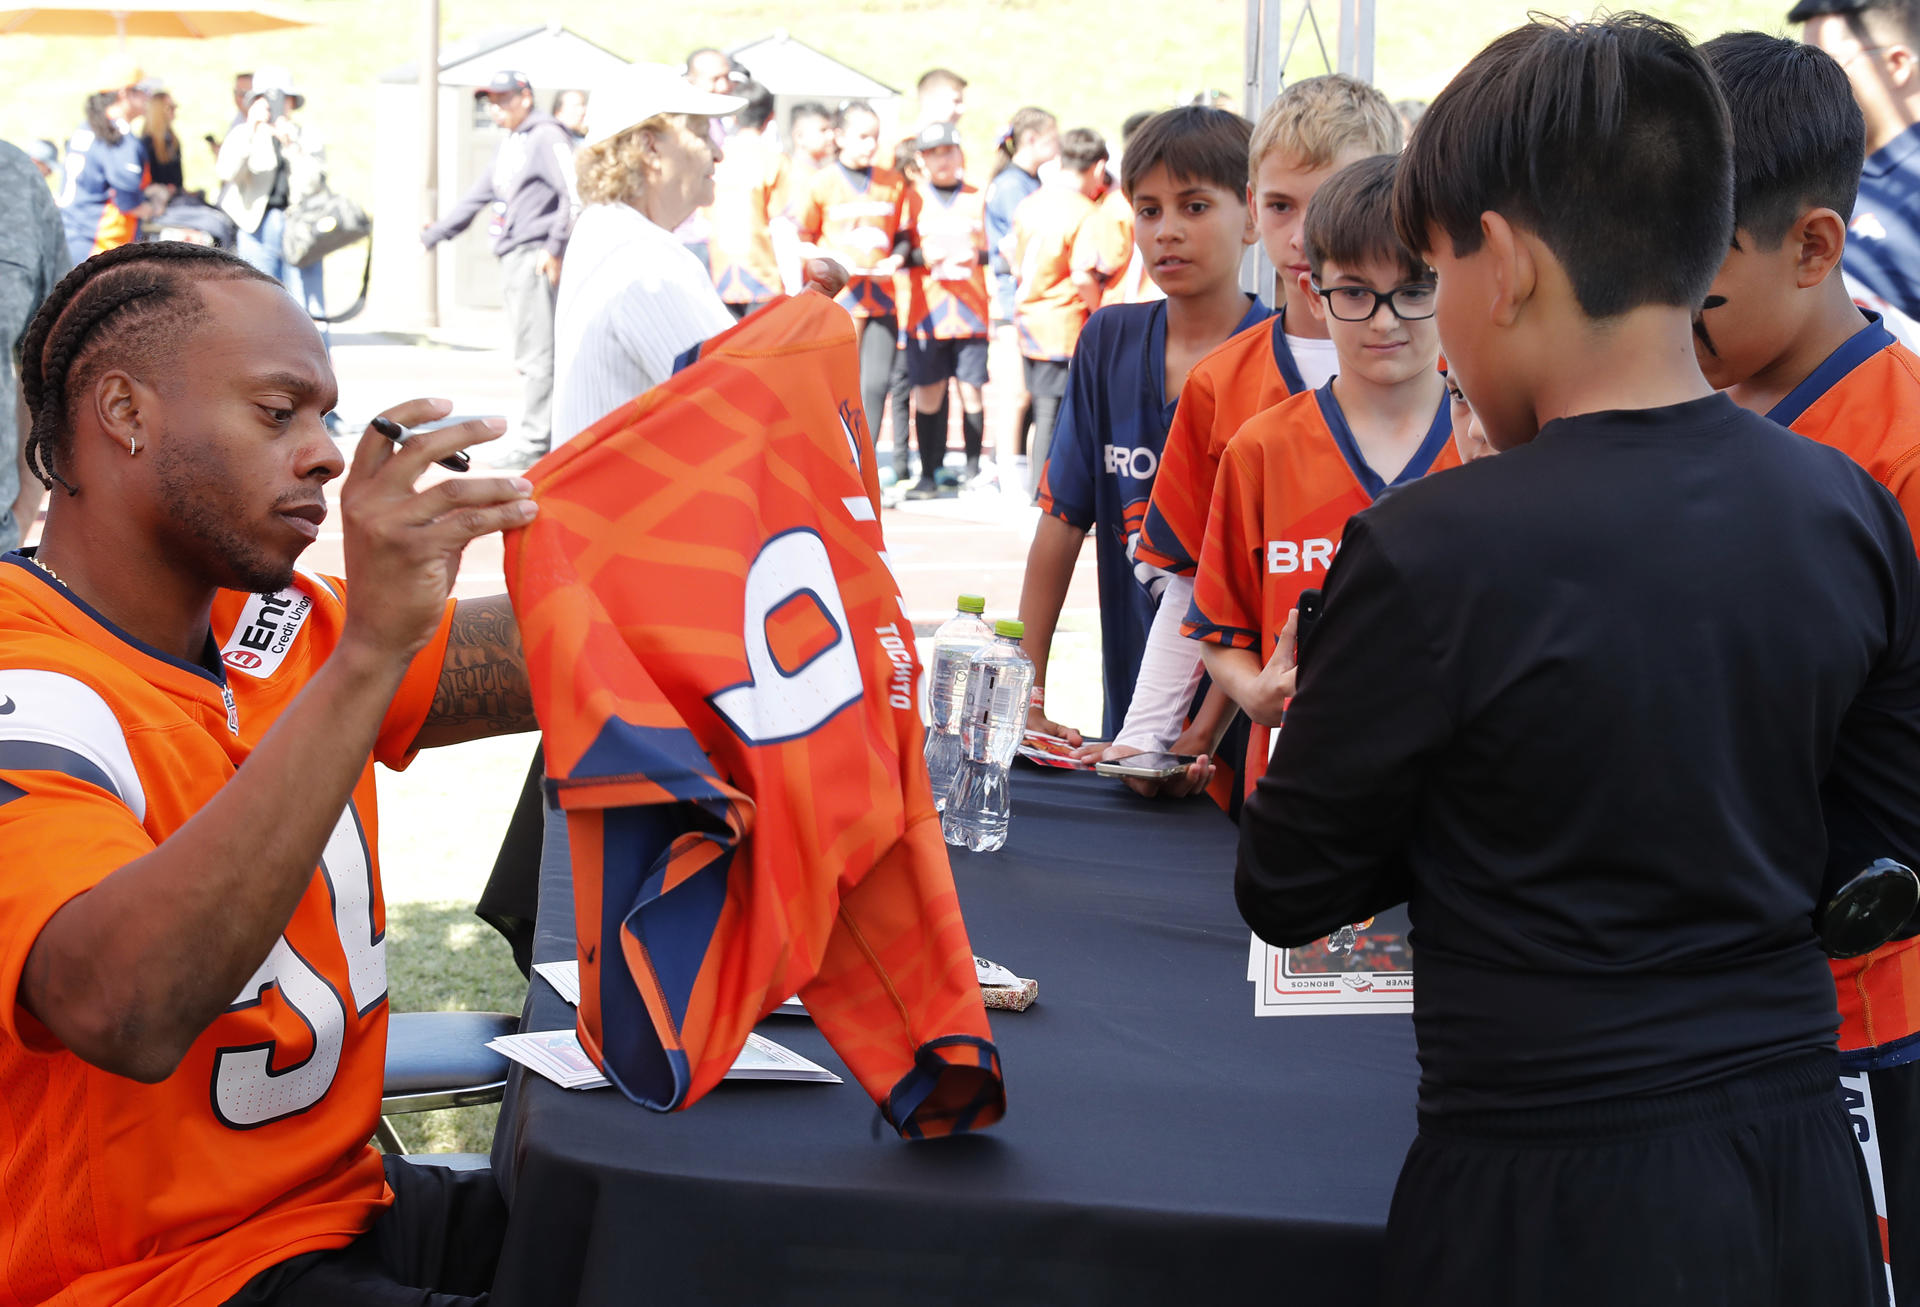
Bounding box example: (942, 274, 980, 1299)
(924, 595, 993, 811)
(941, 620, 1035, 853)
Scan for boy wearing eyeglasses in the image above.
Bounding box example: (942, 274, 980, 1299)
(1188, 154, 1456, 786)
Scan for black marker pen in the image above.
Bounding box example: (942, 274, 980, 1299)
(369, 415, 473, 474)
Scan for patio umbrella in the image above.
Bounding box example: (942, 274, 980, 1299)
(0, 0, 309, 41)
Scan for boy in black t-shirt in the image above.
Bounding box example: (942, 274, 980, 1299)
(1237, 14, 1920, 1304)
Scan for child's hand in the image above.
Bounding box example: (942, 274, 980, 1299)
(1243, 609, 1300, 727)
(1027, 703, 1082, 748)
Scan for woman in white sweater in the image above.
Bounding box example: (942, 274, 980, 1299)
(552, 68, 845, 446)
(216, 74, 326, 324)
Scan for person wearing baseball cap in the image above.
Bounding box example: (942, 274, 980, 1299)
(422, 69, 579, 468)
(551, 66, 847, 448)
(1794, 0, 1920, 324)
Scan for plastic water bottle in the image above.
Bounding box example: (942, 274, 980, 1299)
(924, 595, 993, 811)
(941, 620, 1035, 852)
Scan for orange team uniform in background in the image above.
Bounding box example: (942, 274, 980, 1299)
(903, 178, 991, 342)
(795, 162, 916, 320)
(1009, 184, 1100, 361)
(1188, 385, 1457, 789)
(0, 564, 453, 1306)
(1082, 184, 1158, 308)
(1135, 312, 1315, 574)
(505, 293, 1005, 1138)
(706, 129, 794, 309)
(1766, 314, 1920, 1066)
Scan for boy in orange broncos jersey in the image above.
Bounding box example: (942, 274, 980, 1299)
(1087, 76, 1401, 795)
(1694, 32, 1920, 1301)
(1190, 154, 1456, 793)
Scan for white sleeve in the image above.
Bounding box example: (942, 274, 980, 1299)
(1111, 574, 1205, 752)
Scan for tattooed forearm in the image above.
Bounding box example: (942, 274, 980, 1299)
(414, 595, 538, 749)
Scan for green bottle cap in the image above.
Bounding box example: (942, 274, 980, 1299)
(994, 619, 1025, 639)
(956, 594, 986, 614)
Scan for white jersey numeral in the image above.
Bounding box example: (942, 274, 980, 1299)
(710, 528, 865, 744)
(211, 801, 387, 1129)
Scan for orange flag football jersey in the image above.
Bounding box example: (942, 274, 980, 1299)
(0, 561, 453, 1307)
(1769, 315, 1920, 1063)
(794, 162, 914, 320)
(903, 179, 991, 341)
(707, 130, 795, 308)
(504, 293, 1006, 1138)
(1135, 310, 1314, 575)
(1010, 184, 1100, 361)
(1189, 383, 1457, 789)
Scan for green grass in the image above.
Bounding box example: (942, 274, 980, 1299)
(383, 898, 525, 1155)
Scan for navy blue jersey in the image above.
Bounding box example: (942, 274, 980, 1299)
(59, 128, 147, 264)
(1036, 295, 1272, 736)
(1846, 124, 1920, 322)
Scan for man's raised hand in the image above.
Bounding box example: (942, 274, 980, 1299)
(337, 400, 537, 662)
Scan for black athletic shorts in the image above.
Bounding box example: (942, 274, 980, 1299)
(1383, 1053, 1887, 1307)
(904, 335, 989, 388)
(1022, 356, 1070, 399)
(223, 1154, 506, 1306)
(1842, 1050, 1920, 1305)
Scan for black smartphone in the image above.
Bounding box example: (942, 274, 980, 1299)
(1295, 588, 1324, 666)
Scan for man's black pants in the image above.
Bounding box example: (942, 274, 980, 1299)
(1383, 1054, 1887, 1307)
(224, 1155, 506, 1306)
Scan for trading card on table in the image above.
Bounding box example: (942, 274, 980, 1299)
(1251, 906, 1414, 1017)
(1017, 730, 1099, 771)
(533, 960, 581, 1005)
(729, 1032, 842, 1082)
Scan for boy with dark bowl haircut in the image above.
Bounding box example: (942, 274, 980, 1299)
(1696, 31, 1920, 1300)
(1015, 107, 1267, 745)
(1236, 14, 1919, 1303)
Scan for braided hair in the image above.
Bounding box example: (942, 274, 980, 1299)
(19, 243, 278, 496)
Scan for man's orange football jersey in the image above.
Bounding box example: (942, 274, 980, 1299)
(707, 130, 794, 308)
(1769, 315, 1920, 1063)
(1188, 383, 1457, 786)
(903, 180, 990, 341)
(794, 162, 914, 320)
(1010, 184, 1099, 361)
(0, 561, 453, 1306)
(1135, 311, 1314, 575)
(505, 293, 1005, 1139)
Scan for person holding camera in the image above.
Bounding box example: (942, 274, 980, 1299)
(215, 68, 325, 325)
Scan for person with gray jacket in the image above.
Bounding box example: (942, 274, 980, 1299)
(0, 140, 66, 550)
(422, 69, 578, 468)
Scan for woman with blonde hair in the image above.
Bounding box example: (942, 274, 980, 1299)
(552, 68, 846, 446)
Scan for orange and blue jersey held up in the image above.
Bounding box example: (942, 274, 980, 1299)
(1135, 309, 1315, 575)
(505, 293, 1005, 1138)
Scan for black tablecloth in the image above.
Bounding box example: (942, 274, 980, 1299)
(489, 768, 1420, 1306)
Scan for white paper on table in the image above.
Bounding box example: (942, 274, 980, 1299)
(490, 1029, 842, 1090)
(974, 956, 1020, 988)
(1248, 933, 1261, 983)
(533, 960, 580, 1006)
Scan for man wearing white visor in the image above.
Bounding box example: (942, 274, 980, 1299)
(552, 66, 849, 446)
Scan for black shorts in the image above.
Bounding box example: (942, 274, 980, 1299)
(223, 1155, 506, 1306)
(904, 335, 989, 388)
(1383, 1054, 1887, 1307)
(1022, 356, 1071, 400)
